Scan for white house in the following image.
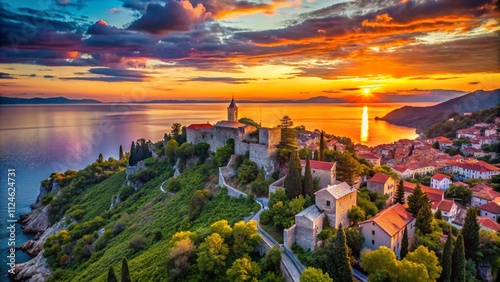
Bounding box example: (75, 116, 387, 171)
(430, 173, 452, 190)
(359, 204, 415, 258)
(432, 199, 458, 222)
(392, 165, 414, 179)
(451, 161, 500, 180)
(471, 184, 500, 207)
(477, 202, 500, 222)
(300, 160, 336, 189)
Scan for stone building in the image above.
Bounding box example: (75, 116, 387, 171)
(299, 160, 336, 189)
(367, 173, 396, 205)
(186, 98, 281, 175)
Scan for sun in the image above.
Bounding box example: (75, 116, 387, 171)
(363, 88, 371, 95)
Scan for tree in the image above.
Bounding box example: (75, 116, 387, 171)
(416, 200, 433, 235)
(405, 245, 442, 281)
(451, 234, 466, 282)
(400, 227, 409, 259)
(462, 208, 480, 260)
(408, 184, 426, 215)
(395, 179, 405, 204)
(434, 209, 442, 220)
(107, 267, 117, 282)
(439, 234, 453, 282)
(165, 139, 179, 162)
(129, 141, 135, 165)
(122, 258, 131, 282)
(360, 247, 399, 281)
(279, 115, 293, 128)
(303, 155, 314, 196)
(98, 153, 104, 163)
(348, 206, 365, 226)
(329, 224, 352, 282)
(432, 141, 440, 149)
(209, 220, 233, 240)
(226, 257, 261, 282)
(300, 267, 333, 282)
(284, 149, 303, 200)
(445, 185, 472, 204)
(171, 123, 182, 142)
(238, 160, 259, 184)
(196, 233, 229, 275)
(260, 246, 282, 274)
(319, 131, 325, 161)
(119, 145, 124, 160)
(232, 221, 261, 255)
(239, 117, 260, 127)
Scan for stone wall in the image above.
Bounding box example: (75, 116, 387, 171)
(186, 128, 215, 149)
(218, 167, 247, 198)
(269, 176, 286, 197)
(283, 224, 297, 249)
(249, 143, 278, 177)
(334, 191, 357, 228)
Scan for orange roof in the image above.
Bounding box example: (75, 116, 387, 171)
(187, 123, 213, 130)
(359, 153, 381, 160)
(473, 187, 500, 201)
(471, 183, 493, 192)
(404, 181, 444, 203)
(432, 173, 451, 182)
(300, 160, 334, 171)
(478, 202, 500, 214)
(453, 181, 469, 187)
(452, 161, 500, 172)
(438, 200, 455, 212)
(369, 173, 393, 184)
(392, 165, 409, 173)
(359, 204, 414, 236)
(478, 216, 500, 232)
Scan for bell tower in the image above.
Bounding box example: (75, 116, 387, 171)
(227, 97, 238, 121)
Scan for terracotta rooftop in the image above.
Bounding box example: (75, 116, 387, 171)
(478, 216, 500, 232)
(369, 173, 393, 184)
(437, 199, 455, 212)
(473, 187, 500, 201)
(392, 165, 409, 173)
(432, 173, 451, 182)
(315, 182, 355, 199)
(359, 153, 381, 160)
(471, 183, 493, 192)
(453, 181, 469, 187)
(478, 202, 500, 214)
(300, 160, 335, 171)
(215, 120, 248, 129)
(187, 123, 213, 130)
(359, 204, 414, 236)
(404, 181, 444, 203)
(452, 161, 500, 172)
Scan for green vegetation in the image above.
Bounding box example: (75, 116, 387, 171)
(319, 131, 324, 161)
(213, 139, 235, 167)
(425, 105, 499, 138)
(260, 190, 306, 229)
(303, 155, 314, 196)
(284, 149, 303, 199)
(462, 208, 480, 261)
(416, 200, 433, 235)
(401, 227, 409, 259)
(395, 179, 405, 204)
(360, 245, 442, 282)
(129, 138, 152, 166)
(327, 224, 352, 282)
(300, 267, 332, 282)
(452, 234, 466, 282)
(408, 184, 429, 216)
(324, 149, 369, 185)
(445, 184, 472, 204)
(439, 233, 453, 282)
(239, 117, 260, 128)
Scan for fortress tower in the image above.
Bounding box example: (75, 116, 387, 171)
(227, 97, 238, 121)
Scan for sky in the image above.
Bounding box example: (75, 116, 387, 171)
(0, 0, 499, 102)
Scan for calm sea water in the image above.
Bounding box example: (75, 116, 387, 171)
(0, 102, 431, 274)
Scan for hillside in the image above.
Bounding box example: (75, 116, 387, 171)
(14, 156, 263, 281)
(0, 96, 101, 104)
(378, 89, 500, 133)
(425, 105, 500, 138)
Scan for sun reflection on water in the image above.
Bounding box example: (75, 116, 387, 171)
(361, 105, 368, 143)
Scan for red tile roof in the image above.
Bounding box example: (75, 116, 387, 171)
(432, 173, 451, 182)
(359, 153, 381, 160)
(187, 123, 213, 130)
(300, 160, 334, 171)
(369, 173, 393, 184)
(452, 161, 500, 172)
(453, 181, 469, 187)
(478, 202, 500, 214)
(359, 204, 414, 236)
(392, 165, 409, 173)
(438, 199, 455, 212)
(478, 216, 500, 232)
(471, 183, 494, 192)
(404, 181, 444, 203)
(472, 186, 500, 201)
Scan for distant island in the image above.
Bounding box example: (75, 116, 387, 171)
(0, 96, 101, 104)
(378, 89, 500, 133)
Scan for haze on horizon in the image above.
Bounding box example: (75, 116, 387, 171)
(0, 0, 499, 102)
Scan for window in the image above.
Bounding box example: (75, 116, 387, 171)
(372, 230, 375, 235)
(326, 200, 331, 207)
(313, 170, 316, 173)
(372, 240, 375, 245)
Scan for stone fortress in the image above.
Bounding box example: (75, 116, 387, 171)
(186, 98, 281, 176)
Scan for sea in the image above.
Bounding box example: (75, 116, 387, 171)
(0, 102, 433, 276)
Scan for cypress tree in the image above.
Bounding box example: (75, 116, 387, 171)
(400, 227, 409, 259)
(462, 208, 479, 260)
(284, 149, 303, 199)
(330, 224, 352, 282)
(319, 131, 325, 161)
(119, 145, 124, 160)
(303, 155, 314, 196)
(313, 149, 319, 160)
(439, 234, 453, 282)
(408, 183, 425, 215)
(129, 141, 135, 166)
(435, 209, 442, 220)
(416, 200, 433, 235)
(395, 179, 405, 204)
(122, 258, 131, 282)
(108, 267, 117, 282)
(98, 153, 104, 163)
(451, 234, 466, 282)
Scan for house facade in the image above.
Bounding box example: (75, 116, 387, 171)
(477, 202, 500, 222)
(451, 161, 500, 180)
(367, 173, 396, 205)
(471, 184, 500, 207)
(300, 160, 336, 189)
(315, 182, 357, 228)
(392, 165, 414, 179)
(430, 173, 452, 190)
(359, 204, 415, 258)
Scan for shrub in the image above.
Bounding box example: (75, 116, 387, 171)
(129, 236, 147, 253)
(112, 222, 126, 236)
(42, 194, 54, 205)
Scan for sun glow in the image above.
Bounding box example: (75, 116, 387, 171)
(363, 88, 371, 95)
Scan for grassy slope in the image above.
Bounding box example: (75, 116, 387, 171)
(52, 161, 258, 281)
